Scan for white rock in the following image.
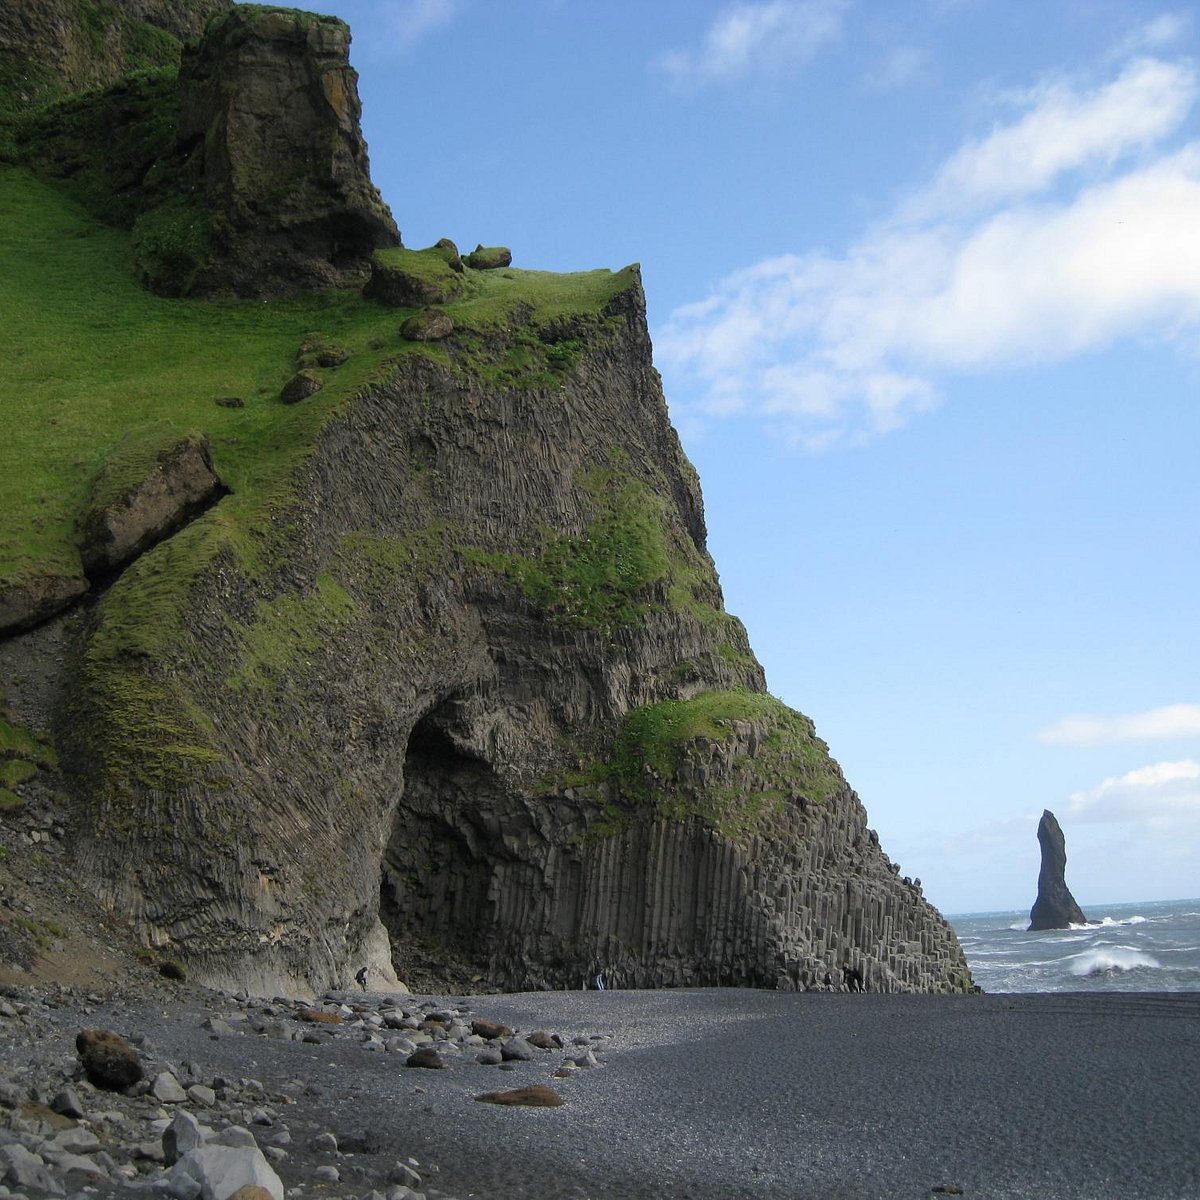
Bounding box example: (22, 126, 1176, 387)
(153, 1073, 189, 1104)
(170, 1145, 284, 1200)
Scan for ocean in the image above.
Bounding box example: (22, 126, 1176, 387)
(949, 897, 1200, 993)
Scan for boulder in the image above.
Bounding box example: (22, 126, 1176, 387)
(1028, 809, 1088, 931)
(176, 6, 399, 296)
(399, 308, 454, 342)
(364, 246, 465, 308)
(78, 431, 225, 578)
(279, 371, 324, 405)
(465, 244, 512, 270)
(0, 572, 88, 635)
(169, 1145, 284, 1200)
(475, 1084, 563, 1107)
(75, 1028, 143, 1091)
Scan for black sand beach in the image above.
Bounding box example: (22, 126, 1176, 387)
(11, 985, 1194, 1200)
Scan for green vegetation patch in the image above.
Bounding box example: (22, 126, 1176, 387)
(226, 574, 358, 694)
(0, 712, 59, 810)
(468, 469, 669, 635)
(14, 68, 181, 227)
(366, 244, 465, 307)
(603, 689, 841, 840)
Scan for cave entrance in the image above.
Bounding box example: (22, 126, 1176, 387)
(378, 704, 506, 992)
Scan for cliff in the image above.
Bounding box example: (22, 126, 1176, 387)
(1028, 809, 1088, 931)
(0, 6, 972, 998)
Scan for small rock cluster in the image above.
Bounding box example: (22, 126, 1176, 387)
(0, 983, 607, 1200)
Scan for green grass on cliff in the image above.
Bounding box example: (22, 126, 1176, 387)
(0, 164, 639, 793)
(466, 468, 671, 634)
(601, 689, 842, 840)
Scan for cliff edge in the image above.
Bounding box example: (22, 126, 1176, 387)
(0, 6, 972, 998)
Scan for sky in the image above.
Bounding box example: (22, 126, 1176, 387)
(305, 0, 1199, 916)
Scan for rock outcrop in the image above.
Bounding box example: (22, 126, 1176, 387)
(1028, 809, 1088, 931)
(176, 6, 399, 296)
(37, 270, 970, 997)
(0, 5, 973, 999)
(78, 431, 226, 579)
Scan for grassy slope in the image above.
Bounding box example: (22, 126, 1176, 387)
(0, 167, 635, 600)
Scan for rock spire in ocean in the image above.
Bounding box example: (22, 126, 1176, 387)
(1028, 809, 1088, 931)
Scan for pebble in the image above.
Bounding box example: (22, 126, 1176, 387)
(0, 982, 607, 1200)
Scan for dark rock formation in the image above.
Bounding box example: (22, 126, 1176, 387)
(78, 431, 226, 579)
(0, 4, 974, 1001)
(36, 270, 972, 998)
(0, 0, 230, 113)
(1028, 809, 1088, 930)
(176, 6, 399, 296)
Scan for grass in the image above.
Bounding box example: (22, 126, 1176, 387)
(603, 689, 842, 840)
(0, 163, 642, 796)
(467, 468, 670, 635)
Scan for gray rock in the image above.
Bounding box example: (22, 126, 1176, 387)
(51, 1127, 101, 1154)
(209, 1127, 257, 1150)
(49, 1087, 83, 1119)
(313, 1165, 340, 1183)
(475, 1048, 502, 1066)
(153, 1072, 189, 1103)
(308, 1132, 338, 1154)
(0, 1144, 63, 1194)
(163, 1111, 207, 1165)
(500, 1039, 535, 1062)
(387, 1163, 422, 1189)
(169, 1145, 284, 1200)
(188, 1085, 217, 1108)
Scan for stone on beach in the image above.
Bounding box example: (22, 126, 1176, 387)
(75, 1028, 143, 1090)
(475, 1084, 564, 1108)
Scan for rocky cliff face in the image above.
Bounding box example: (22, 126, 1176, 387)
(0, 0, 230, 113)
(0, 6, 972, 999)
(1029, 809, 1088, 931)
(176, 6, 399, 295)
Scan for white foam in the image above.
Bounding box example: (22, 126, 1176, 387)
(1068, 945, 1161, 977)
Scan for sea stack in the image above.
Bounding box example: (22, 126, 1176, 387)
(1028, 809, 1088, 931)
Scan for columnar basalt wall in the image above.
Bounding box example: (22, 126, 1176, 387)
(57, 274, 971, 996)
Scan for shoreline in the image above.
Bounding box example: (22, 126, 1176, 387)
(3, 982, 1198, 1199)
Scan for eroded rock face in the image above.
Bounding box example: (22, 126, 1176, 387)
(62, 273, 972, 997)
(1029, 809, 1088, 931)
(177, 6, 399, 296)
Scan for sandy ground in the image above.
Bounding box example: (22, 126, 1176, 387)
(43, 985, 1199, 1200)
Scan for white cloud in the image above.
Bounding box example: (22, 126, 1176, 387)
(380, 0, 456, 50)
(867, 44, 930, 91)
(913, 58, 1196, 218)
(1067, 759, 1200, 824)
(1112, 12, 1191, 58)
(658, 0, 848, 89)
(657, 52, 1200, 447)
(1037, 704, 1200, 746)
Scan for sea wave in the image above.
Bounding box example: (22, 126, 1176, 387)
(1068, 946, 1161, 977)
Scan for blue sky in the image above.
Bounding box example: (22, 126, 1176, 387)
(309, 0, 1199, 915)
